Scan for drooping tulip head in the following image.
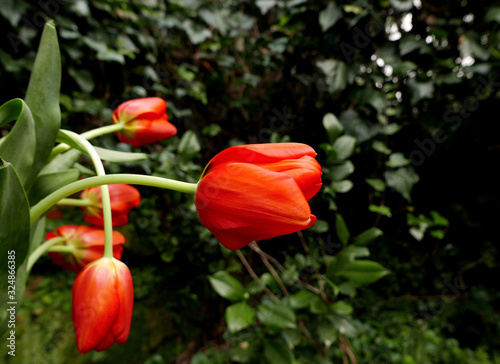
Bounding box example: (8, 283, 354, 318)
(194, 143, 322, 250)
(47, 225, 125, 273)
(112, 97, 177, 147)
(81, 184, 141, 227)
(72, 257, 134, 353)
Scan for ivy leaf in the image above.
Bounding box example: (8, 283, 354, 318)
(319, 2, 342, 32)
(257, 302, 297, 329)
(208, 271, 245, 301)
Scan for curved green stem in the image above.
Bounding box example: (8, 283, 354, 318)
(49, 123, 125, 161)
(57, 198, 91, 207)
(31, 174, 198, 224)
(27, 236, 66, 272)
(58, 129, 114, 258)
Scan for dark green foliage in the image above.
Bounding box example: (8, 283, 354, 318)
(1, 0, 499, 363)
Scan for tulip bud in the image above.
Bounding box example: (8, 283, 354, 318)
(194, 143, 322, 250)
(112, 97, 177, 147)
(72, 257, 133, 353)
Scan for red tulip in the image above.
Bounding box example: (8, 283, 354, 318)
(112, 97, 177, 147)
(81, 184, 141, 227)
(194, 143, 322, 250)
(47, 225, 125, 273)
(72, 257, 133, 353)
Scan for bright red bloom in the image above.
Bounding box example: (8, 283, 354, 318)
(47, 225, 125, 273)
(194, 143, 322, 250)
(81, 184, 141, 227)
(72, 257, 133, 354)
(112, 97, 177, 147)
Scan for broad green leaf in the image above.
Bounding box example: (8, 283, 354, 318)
(182, 19, 212, 44)
(28, 169, 80, 205)
(372, 140, 391, 155)
(330, 300, 353, 315)
(310, 296, 328, 314)
(264, 341, 294, 364)
(333, 135, 356, 160)
(331, 180, 353, 193)
(319, 2, 342, 32)
(326, 245, 370, 279)
(387, 152, 410, 168)
(0, 99, 36, 184)
(316, 320, 338, 345)
(329, 161, 354, 181)
(335, 213, 350, 245)
(385, 167, 420, 202)
(257, 302, 297, 329)
(365, 178, 386, 192)
(354, 227, 383, 246)
(208, 271, 245, 301)
(0, 158, 30, 337)
(288, 290, 317, 309)
(330, 315, 358, 338)
(339, 110, 382, 144)
(178, 130, 201, 160)
(40, 149, 81, 175)
(317, 59, 347, 94)
(308, 219, 329, 233)
(337, 260, 390, 285)
(24, 20, 62, 190)
(225, 302, 256, 333)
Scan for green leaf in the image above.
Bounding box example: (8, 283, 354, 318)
(335, 213, 350, 246)
(337, 260, 390, 285)
(93, 146, 149, 163)
(178, 130, 201, 160)
(365, 178, 386, 192)
(323, 113, 344, 143)
(0, 158, 30, 337)
(319, 2, 342, 32)
(387, 152, 410, 168)
(333, 135, 356, 160)
(182, 19, 212, 44)
(208, 271, 245, 301)
(353, 227, 383, 246)
(390, 0, 413, 11)
(317, 320, 337, 344)
(330, 300, 353, 315)
(225, 302, 256, 333)
(264, 341, 294, 364)
(369, 204, 392, 217)
(372, 140, 392, 155)
(331, 180, 353, 193)
(257, 302, 297, 329)
(24, 20, 62, 190)
(329, 161, 354, 181)
(310, 296, 329, 314)
(317, 59, 347, 94)
(27, 169, 80, 205)
(385, 167, 420, 202)
(288, 290, 317, 309)
(0, 99, 36, 184)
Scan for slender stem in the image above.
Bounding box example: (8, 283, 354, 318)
(27, 237, 66, 272)
(31, 174, 198, 224)
(57, 198, 91, 207)
(49, 123, 125, 161)
(58, 130, 114, 258)
(48, 246, 76, 253)
(236, 250, 279, 303)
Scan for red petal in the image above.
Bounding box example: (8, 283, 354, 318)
(195, 163, 314, 250)
(112, 97, 166, 124)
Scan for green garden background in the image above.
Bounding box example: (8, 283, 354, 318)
(1, 0, 499, 363)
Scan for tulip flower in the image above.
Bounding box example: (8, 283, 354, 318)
(47, 225, 125, 273)
(72, 257, 133, 353)
(112, 97, 177, 147)
(81, 184, 141, 227)
(194, 143, 322, 250)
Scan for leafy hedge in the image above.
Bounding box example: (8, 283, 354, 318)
(1, 0, 500, 363)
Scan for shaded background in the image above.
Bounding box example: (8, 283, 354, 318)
(1, 0, 499, 363)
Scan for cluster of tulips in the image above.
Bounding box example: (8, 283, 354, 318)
(38, 97, 322, 353)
